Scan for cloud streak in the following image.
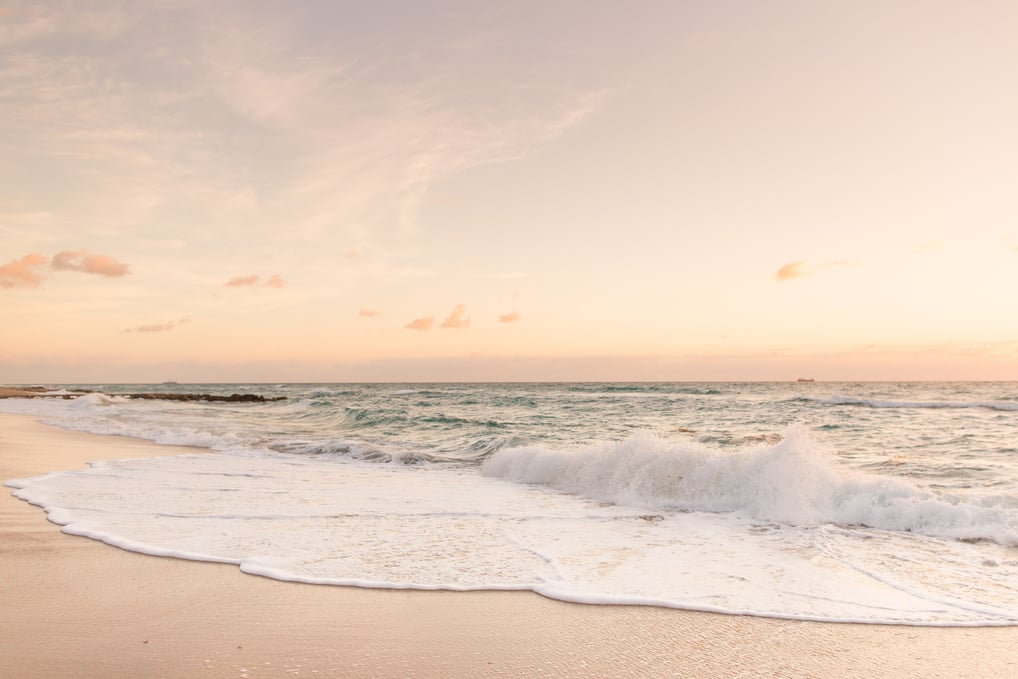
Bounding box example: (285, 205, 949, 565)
(187, 2, 611, 254)
(404, 316, 435, 331)
(225, 274, 286, 288)
(124, 317, 191, 333)
(51, 250, 130, 277)
(499, 311, 521, 324)
(226, 275, 260, 287)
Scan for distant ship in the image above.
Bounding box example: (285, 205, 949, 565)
(796, 378, 816, 383)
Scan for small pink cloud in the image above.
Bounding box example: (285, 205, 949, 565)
(226, 275, 260, 287)
(124, 317, 190, 333)
(52, 250, 130, 277)
(359, 309, 381, 318)
(405, 316, 435, 331)
(82, 254, 130, 277)
(0, 253, 49, 288)
(777, 259, 857, 281)
(440, 304, 470, 329)
(130, 322, 176, 333)
(226, 274, 286, 289)
(499, 311, 521, 324)
(776, 261, 806, 281)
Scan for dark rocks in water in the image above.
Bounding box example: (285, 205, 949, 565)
(0, 387, 91, 399)
(121, 393, 286, 403)
(0, 387, 285, 403)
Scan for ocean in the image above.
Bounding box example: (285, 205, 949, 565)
(3, 381, 1017, 626)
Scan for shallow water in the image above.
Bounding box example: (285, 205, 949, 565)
(4, 382, 1017, 625)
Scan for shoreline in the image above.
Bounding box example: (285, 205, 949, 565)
(2, 413, 1016, 677)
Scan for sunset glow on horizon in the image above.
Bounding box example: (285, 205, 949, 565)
(2, 1, 1018, 383)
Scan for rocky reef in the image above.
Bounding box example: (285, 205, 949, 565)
(120, 392, 285, 403)
(0, 387, 285, 403)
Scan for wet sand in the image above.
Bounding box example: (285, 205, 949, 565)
(1, 413, 1015, 678)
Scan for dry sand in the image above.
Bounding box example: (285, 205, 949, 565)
(1, 412, 1015, 678)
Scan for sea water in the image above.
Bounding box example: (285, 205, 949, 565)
(3, 382, 1017, 625)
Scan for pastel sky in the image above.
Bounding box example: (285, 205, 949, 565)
(3, 1, 1017, 383)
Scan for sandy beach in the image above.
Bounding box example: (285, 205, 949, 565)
(1, 412, 1016, 678)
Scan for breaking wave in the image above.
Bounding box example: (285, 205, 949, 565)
(483, 427, 1018, 545)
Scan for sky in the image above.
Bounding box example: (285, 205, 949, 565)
(2, 0, 1018, 383)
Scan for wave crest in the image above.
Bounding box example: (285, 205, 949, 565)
(482, 427, 1018, 545)
(794, 395, 1018, 411)
(69, 393, 129, 410)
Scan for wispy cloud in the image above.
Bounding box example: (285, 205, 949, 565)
(405, 316, 435, 331)
(0, 253, 49, 288)
(1, 3, 612, 295)
(51, 249, 130, 277)
(0, 2, 128, 47)
(499, 311, 521, 323)
(0, 3, 215, 244)
(359, 308, 381, 318)
(124, 317, 191, 333)
(440, 304, 470, 329)
(186, 4, 611, 255)
(226, 274, 285, 288)
(226, 275, 260, 287)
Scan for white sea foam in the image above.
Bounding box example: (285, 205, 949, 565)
(5, 447, 1018, 626)
(482, 428, 1018, 546)
(70, 392, 130, 408)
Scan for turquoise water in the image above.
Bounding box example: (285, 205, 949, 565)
(25, 381, 1018, 488)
